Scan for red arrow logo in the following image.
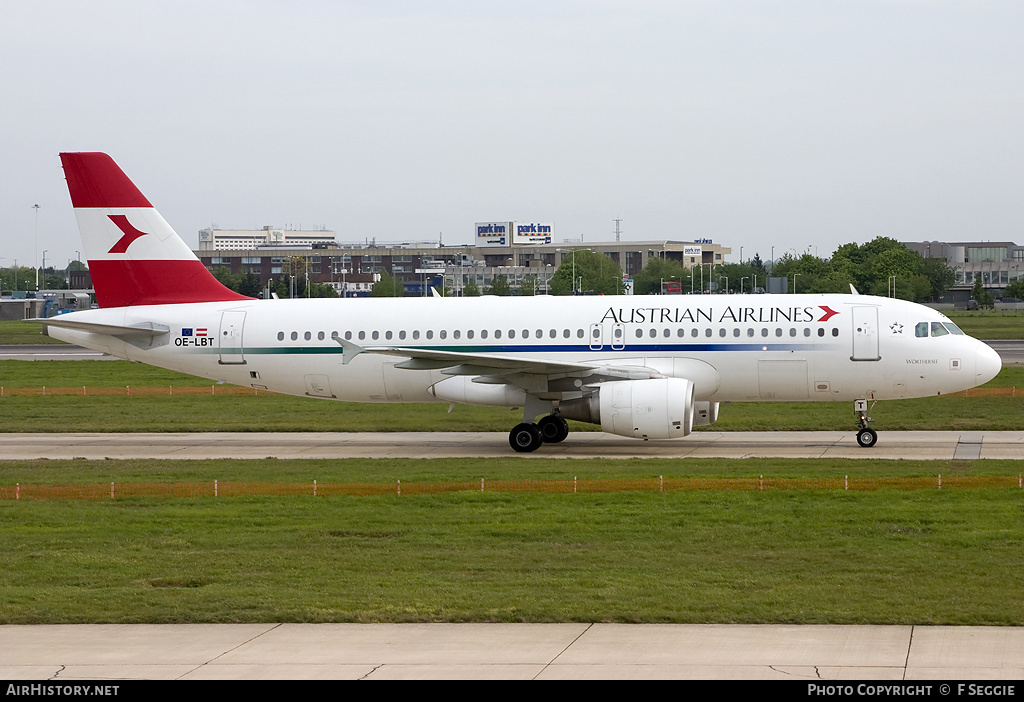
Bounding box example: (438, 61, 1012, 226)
(818, 305, 839, 322)
(107, 214, 148, 254)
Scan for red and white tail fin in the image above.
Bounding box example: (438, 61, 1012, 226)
(60, 152, 253, 308)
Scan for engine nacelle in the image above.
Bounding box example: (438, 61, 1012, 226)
(693, 401, 720, 427)
(429, 376, 527, 407)
(561, 378, 695, 440)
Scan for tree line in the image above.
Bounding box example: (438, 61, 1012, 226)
(632, 236, 955, 302)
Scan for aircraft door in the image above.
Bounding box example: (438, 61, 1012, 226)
(218, 310, 247, 365)
(851, 306, 880, 361)
(589, 322, 625, 351)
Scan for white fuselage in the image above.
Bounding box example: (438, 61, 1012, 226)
(46, 293, 1000, 408)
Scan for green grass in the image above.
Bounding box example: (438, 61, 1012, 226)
(0, 320, 67, 345)
(2, 457, 1024, 625)
(947, 309, 1024, 339)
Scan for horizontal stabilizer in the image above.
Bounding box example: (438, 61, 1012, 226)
(31, 317, 170, 339)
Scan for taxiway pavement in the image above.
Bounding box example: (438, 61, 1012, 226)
(2, 430, 1023, 460)
(3, 623, 1024, 680)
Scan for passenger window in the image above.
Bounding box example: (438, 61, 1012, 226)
(789, 328, 796, 337)
(358, 331, 365, 340)
(277, 332, 284, 341)
(817, 328, 825, 337)
(832, 328, 839, 337)
(371, 331, 379, 340)
(804, 328, 811, 337)
(304, 331, 311, 341)
(318, 331, 325, 341)
(733, 328, 740, 337)
(439, 330, 447, 340)
(399, 331, 406, 340)
(915, 322, 929, 337)
(495, 330, 502, 339)
(719, 328, 726, 337)
(426, 330, 433, 340)
(412, 330, 420, 340)
(691, 329, 698, 338)
(931, 322, 949, 337)
(705, 328, 712, 338)
(747, 328, 754, 337)
(577, 329, 584, 339)
(385, 331, 392, 340)
(344, 331, 352, 340)
(453, 330, 460, 339)
(775, 328, 782, 337)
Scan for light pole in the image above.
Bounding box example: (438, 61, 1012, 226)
(33, 204, 40, 290)
(740, 276, 749, 294)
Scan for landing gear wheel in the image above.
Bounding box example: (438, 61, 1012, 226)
(509, 422, 544, 453)
(537, 415, 570, 443)
(856, 428, 878, 448)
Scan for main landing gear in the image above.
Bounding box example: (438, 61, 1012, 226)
(509, 414, 569, 453)
(855, 399, 877, 448)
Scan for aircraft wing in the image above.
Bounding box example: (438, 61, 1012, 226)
(334, 338, 661, 383)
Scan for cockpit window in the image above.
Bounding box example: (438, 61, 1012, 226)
(944, 322, 966, 335)
(915, 322, 929, 338)
(930, 322, 949, 337)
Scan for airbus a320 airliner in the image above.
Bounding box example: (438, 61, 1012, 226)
(36, 153, 1001, 452)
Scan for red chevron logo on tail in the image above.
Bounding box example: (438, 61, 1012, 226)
(107, 214, 149, 254)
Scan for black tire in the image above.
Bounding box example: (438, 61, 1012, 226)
(537, 415, 570, 443)
(509, 423, 543, 453)
(856, 428, 878, 448)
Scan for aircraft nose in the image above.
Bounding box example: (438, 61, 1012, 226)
(976, 341, 1002, 386)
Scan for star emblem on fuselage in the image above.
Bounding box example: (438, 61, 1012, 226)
(890, 322, 903, 334)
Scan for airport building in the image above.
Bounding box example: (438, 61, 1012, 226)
(198, 226, 338, 251)
(194, 227, 732, 297)
(903, 240, 1024, 301)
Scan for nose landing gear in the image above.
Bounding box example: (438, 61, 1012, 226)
(855, 399, 877, 448)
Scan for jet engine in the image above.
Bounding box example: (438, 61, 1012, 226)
(560, 377, 695, 440)
(693, 401, 720, 427)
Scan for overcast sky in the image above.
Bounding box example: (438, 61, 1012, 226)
(2, 0, 1023, 271)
